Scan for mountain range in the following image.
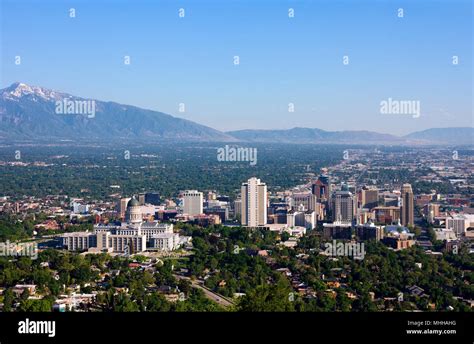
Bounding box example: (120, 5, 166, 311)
(0, 83, 472, 145)
(0, 82, 233, 142)
(227, 127, 474, 145)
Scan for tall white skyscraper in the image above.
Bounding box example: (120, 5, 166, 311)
(183, 190, 203, 216)
(241, 177, 267, 227)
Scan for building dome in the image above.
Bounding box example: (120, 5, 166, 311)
(125, 197, 142, 224)
(127, 197, 140, 207)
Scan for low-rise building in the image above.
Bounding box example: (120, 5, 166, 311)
(323, 222, 352, 240)
(446, 214, 474, 237)
(382, 228, 415, 250)
(61, 232, 97, 251)
(149, 232, 181, 251)
(355, 222, 384, 241)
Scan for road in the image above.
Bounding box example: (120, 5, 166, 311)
(174, 274, 235, 308)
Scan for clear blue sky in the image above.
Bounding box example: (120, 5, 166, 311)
(1, 0, 472, 135)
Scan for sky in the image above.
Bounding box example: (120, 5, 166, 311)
(0, 0, 472, 135)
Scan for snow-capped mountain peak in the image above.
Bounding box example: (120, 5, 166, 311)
(2, 82, 63, 101)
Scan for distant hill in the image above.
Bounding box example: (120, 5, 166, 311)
(403, 127, 474, 145)
(0, 82, 234, 142)
(227, 127, 404, 144)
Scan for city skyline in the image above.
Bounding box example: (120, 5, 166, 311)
(0, 138, 472, 320)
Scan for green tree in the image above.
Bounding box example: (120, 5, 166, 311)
(3, 288, 14, 312)
(238, 276, 295, 312)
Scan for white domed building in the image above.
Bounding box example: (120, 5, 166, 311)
(82, 195, 188, 254)
(125, 197, 142, 225)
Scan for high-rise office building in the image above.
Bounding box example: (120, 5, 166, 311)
(183, 190, 203, 216)
(361, 187, 378, 210)
(145, 192, 161, 205)
(138, 192, 161, 205)
(207, 191, 217, 201)
(291, 192, 317, 211)
(233, 199, 242, 219)
(331, 190, 355, 223)
(312, 175, 330, 201)
(446, 214, 474, 236)
(423, 203, 440, 224)
(119, 197, 131, 219)
(373, 206, 401, 224)
(401, 183, 414, 227)
(241, 177, 267, 227)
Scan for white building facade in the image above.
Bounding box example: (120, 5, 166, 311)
(241, 177, 267, 227)
(182, 190, 203, 216)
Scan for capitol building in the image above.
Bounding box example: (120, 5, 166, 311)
(61, 197, 184, 254)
